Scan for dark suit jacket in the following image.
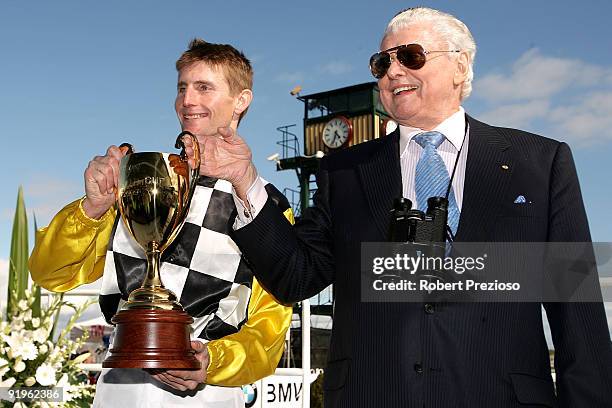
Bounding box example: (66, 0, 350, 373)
(233, 116, 612, 407)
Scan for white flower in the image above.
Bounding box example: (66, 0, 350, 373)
(39, 343, 48, 354)
(47, 347, 63, 365)
(32, 327, 49, 344)
(13, 401, 27, 408)
(72, 352, 91, 365)
(20, 340, 38, 361)
(57, 373, 73, 402)
(3, 332, 26, 358)
(0, 293, 96, 406)
(3, 332, 38, 360)
(3, 331, 24, 345)
(18, 299, 29, 311)
(22, 330, 33, 341)
(0, 357, 9, 378)
(14, 360, 26, 373)
(0, 377, 16, 388)
(42, 319, 52, 330)
(10, 317, 24, 331)
(56, 372, 68, 386)
(35, 363, 57, 386)
(67, 342, 79, 355)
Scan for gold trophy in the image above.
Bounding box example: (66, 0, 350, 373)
(102, 132, 201, 369)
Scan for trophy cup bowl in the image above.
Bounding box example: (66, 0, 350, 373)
(102, 132, 201, 369)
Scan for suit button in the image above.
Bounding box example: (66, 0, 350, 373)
(414, 363, 423, 374)
(424, 303, 434, 314)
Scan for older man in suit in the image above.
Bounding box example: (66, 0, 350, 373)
(185, 7, 612, 408)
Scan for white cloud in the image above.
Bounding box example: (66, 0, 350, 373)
(275, 62, 353, 83)
(475, 49, 610, 103)
(318, 61, 353, 75)
(473, 49, 612, 146)
(275, 71, 305, 84)
(24, 178, 79, 200)
(478, 99, 550, 129)
(549, 91, 612, 145)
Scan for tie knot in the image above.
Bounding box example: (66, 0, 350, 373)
(414, 131, 445, 149)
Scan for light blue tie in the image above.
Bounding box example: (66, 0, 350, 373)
(414, 131, 460, 237)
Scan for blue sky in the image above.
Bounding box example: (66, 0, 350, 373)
(1, 0, 611, 322)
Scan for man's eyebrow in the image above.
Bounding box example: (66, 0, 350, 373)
(177, 80, 214, 88)
(194, 80, 214, 87)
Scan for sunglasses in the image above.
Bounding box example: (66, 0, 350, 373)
(369, 43, 460, 79)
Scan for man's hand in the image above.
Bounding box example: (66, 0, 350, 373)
(148, 341, 210, 391)
(182, 127, 257, 201)
(82, 145, 130, 219)
(168, 153, 189, 178)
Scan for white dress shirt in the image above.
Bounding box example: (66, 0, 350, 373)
(233, 107, 470, 227)
(399, 107, 469, 211)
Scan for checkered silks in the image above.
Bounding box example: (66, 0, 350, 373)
(99, 177, 289, 341)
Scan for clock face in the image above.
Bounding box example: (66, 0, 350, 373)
(322, 116, 352, 149)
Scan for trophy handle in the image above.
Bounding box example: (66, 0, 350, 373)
(114, 143, 135, 207)
(175, 131, 201, 193)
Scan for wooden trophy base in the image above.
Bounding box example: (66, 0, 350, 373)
(102, 308, 201, 369)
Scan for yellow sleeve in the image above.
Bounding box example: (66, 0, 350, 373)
(29, 198, 116, 292)
(30, 196, 293, 385)
(205, 206, 295, 386)
(206, 278, 292, 386)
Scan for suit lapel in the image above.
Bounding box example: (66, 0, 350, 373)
(356, 118, 513, 242)
(358, 130, 402, 239)
(455, 116, 513, 242)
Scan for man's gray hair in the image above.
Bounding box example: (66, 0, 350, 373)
(385, 7, 477, 100)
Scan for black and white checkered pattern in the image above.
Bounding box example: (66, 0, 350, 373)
(99, 176, 283, 341)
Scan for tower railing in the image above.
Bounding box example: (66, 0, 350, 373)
(276, 124, 300, 159)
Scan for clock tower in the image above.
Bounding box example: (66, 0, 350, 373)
(275, 82, 392, 216)
(300, 82, 392, 156)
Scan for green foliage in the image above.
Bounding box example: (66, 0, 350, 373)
(0, 189, 94, 407)
(7, 187, 29, 319)
(6, 188, 41, 320)
(30, 215, 41, 319)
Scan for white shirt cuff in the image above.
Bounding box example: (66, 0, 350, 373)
(232, 176, 268, 230)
